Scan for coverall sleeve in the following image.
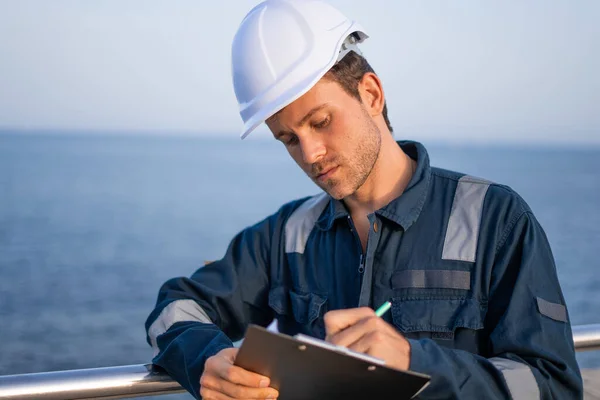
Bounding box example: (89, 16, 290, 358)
(144, 214, 277, 399)
(408, 211, 583, 399)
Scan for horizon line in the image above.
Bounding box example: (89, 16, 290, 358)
(1, 127, 599, 149)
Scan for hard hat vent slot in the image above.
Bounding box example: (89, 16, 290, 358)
(337, 33, 363, 62)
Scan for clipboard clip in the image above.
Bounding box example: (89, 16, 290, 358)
(294, 334, 386, 366)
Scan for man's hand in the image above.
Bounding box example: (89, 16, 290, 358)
(324, 307, 411, 371)
(200, 348, 279, 399)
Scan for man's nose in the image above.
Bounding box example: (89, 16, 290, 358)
(300, 136, 326, 165)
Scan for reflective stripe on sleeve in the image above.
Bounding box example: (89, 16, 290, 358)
(148, 299, 212, 354)
(536, 297, 568, 322)
(490, 357, 540, 400)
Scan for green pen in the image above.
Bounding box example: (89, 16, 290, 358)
(374, 300, 392, 317)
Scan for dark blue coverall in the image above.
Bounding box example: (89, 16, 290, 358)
(145, 141, 583, 399)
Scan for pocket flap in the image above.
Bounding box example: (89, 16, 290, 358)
(268, 286, 289, 316)
(268, 287, 327, 324)
(289, 291, 327, 324)
(392, 298, 486, 333)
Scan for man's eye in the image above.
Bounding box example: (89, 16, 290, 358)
(313, 117, 330, 129)
(285, 135, 299, 146)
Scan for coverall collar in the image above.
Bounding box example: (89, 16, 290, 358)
(316, 140, 432, 231)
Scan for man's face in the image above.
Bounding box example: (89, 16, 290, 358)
(266, 78, 382, 200)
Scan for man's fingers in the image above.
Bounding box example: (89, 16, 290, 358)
(206, 351, 272, 388)
(324, 307, 376, 338)
(218, 347, 239, 363)
(327, 315, 382, 347)
(200, 384, 236, 400)
(345, 328, 391, 353)
(202, 350, 279, 399)
(218, 363, 272, 388)
(201, 373, 279, 399)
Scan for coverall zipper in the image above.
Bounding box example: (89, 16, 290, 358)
(347, 215, 365, 274)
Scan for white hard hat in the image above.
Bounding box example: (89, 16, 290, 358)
(231, 0, 368, 139)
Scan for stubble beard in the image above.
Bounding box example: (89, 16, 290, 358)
(317, 115, 382, 200)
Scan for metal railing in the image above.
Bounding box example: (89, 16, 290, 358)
(1, 323, 599, 400)
(572, 324, 600, 352)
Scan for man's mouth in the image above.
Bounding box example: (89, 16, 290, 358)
(316, 166, 338, 182)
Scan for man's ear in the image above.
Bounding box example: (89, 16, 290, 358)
(358, 72, 385, 117)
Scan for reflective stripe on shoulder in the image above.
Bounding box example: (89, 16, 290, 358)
(148, 299, 212, 354)
(490, 358, 540, 400)
(285, 192, 329, 254)
(442, 175, 491, 262)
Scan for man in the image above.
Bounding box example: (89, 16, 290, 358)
(145, 1, 583, 398)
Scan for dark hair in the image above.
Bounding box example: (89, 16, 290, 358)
(325, 51, 393, 133)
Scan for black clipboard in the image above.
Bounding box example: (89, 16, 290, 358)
(234, 324, 430, 400)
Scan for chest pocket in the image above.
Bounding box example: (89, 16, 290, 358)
(268, 286, 327, 338)
(391, 297, 486, 351)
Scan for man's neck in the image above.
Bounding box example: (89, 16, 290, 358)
(344, 137, 415, 216)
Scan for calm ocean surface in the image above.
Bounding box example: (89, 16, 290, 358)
(0, 133, 598, 397)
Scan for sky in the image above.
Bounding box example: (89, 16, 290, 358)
(0, 0, 598, 144)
